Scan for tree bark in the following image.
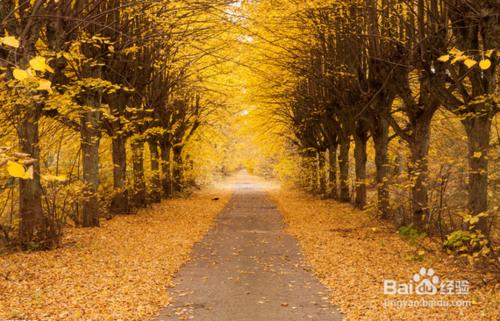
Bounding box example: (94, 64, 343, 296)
(463, 115, 492, 234)
(409, 118, 432, 229)
(372, 116, 390, 218)
(306, 151, 317, 193)
(148, 140, 161, 203)
(338, 132, 350, 202)
(110, 136, 129, 214)
(18, 105, 45, 247)
(172, 146, 184, 193)
(317, 151, 327, 196)
(80, 96, 101, 227)
(328, 145, 338, 199)
(132, 139, 146, 208)
(160, 140, 172, 197)
(354, 122, 369, 209)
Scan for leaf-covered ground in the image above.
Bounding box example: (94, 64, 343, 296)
(271, 190, 498, 321)
(0, 190, 230, 321)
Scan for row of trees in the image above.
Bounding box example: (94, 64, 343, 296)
(256, 0, 497, 255)
(0, 0, 232, 249)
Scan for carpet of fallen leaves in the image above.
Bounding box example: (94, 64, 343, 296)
(271, 189, 498, 321)
(0, 190, 230, 321)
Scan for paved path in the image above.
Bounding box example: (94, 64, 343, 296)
(152, 173, 343, 321)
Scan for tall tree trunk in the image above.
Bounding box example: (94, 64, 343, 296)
(79, 41, 103, 227)
(110, 136, 129, 214)
(148, 139, 161, 203)
(409, 119, 432, 229)
(18, 105, 45, 247)
(338, 132, 350, 202)
(80, 96, 101, 227)
(372, 116, 390, 218)
(328, 144, 338, 199)
(160, 140, 172, 198)
(354, 122, 369, 209)
(132, 139, 146, 208)
(307, 151, 317, 193)
(317, 151, 327, 196)
(172, 146, 184, 193)
(463, 115, 492, 235)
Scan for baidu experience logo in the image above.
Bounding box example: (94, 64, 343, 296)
(383, 267, 471, 296)
(382, 267, 471, 308)
(384, 267, 443, 295)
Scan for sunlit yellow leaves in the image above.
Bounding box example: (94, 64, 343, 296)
(6, 160, 33, 179)
(13, 69, 29, 81)
(124, 45, 139, 54)
(1, 36, 20, 48)
(42, 174, 67, 182)
(437, 55, 450, 62)
(439, 49, 493, 71)
(6, 160, 24, 177)
(479, 59, 492, 70)
(29, 56, 54, 73)
(37, 79, 52, 92)
(462, 212, 488, 225)
(449, 47, 463, 56)
(450, 54, 466, 65)
(11, 65, 53, 92)
(463, 59, 477, 69)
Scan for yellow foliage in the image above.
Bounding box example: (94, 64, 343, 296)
(29, 56, 54, 73)
(42, 174, 67, 182)
(1, 36, 20, 48)
(6, 160, 32, 180)
(479, 59, 492, 70)
(6, 160, 25, 178)
(463, 58, 477, 69)
(437, 55, 450, 62)
(36, 79, 52, 92)
(12, 69, 29, 81)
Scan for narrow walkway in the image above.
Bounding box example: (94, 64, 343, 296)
(152, 173, 343, 321)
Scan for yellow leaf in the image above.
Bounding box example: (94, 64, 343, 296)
(464, 59, 477, 69)
(469, 216, 479, 225)
(6, 160, 26, 178)
(451, 55, 466, 64)
(23, 166, 33, 180)
(479, 59, 491, 70)
(473, 152, 482, 158)
(13, 69, 28, 81)
(437, 55, 450, 62)
(37, 79, 52, 92)
(29, 56, 54, 73)
(1, 36, 20, 48)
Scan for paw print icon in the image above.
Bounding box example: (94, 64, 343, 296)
(412, 267, 440, 295)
